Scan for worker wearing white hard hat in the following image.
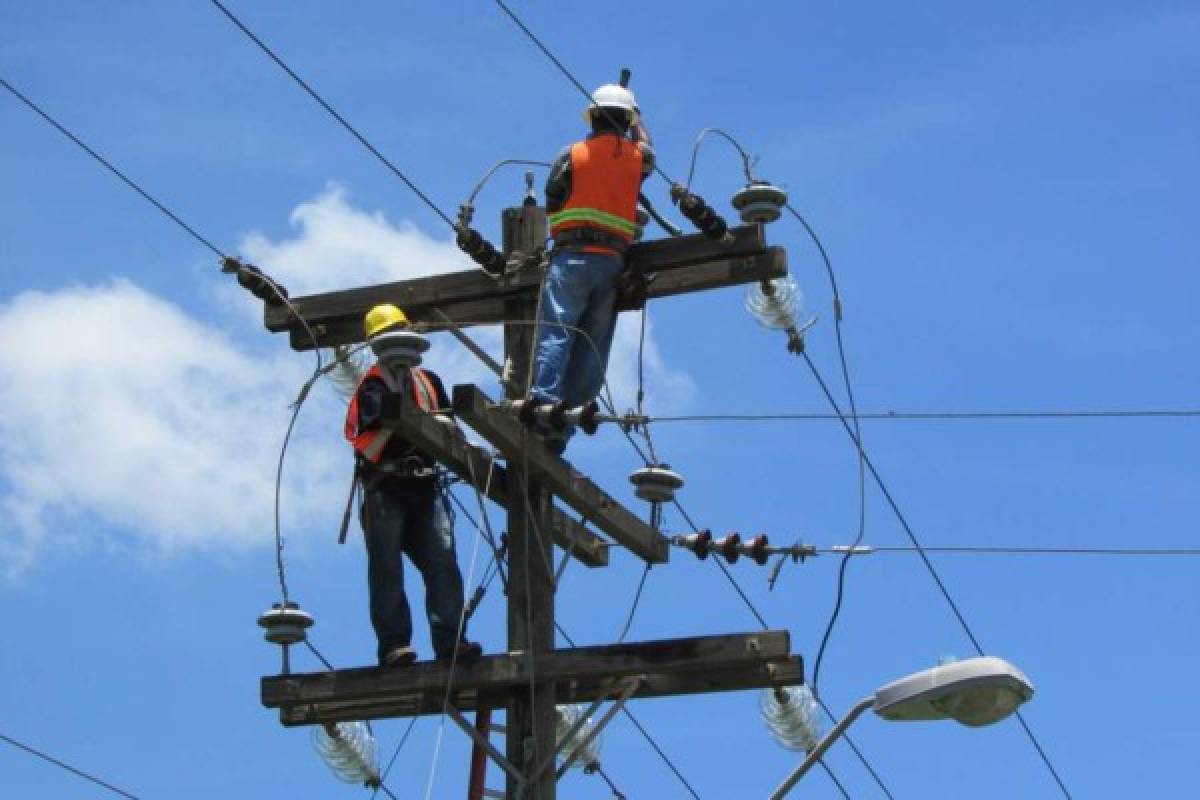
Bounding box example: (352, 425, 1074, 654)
(523, 82, 655, 453)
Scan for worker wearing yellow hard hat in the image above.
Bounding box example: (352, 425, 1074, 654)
(343, 303, 482, 667)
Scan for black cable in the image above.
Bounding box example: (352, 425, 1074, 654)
(465, 158, 551, 208)
(857, 545, 1200, 556)
(814, 696, 897, 800)
(669, 494, 898, 799)
(616, 563, 651, 643)
(208, 0, 457, 230)
(777, 204, 866, 698)
(1, 74, 324, 605)
(685, 127, 756, 188)
(818, 760, 853, 800)
(649, 408, 1200, 422)
(490, 0, 676, 187)
(594, 764, 628, 799)
(303, 639, 335, 671)
(554, 622, 703, 799)
(0, 732, 141, 800)
(371, 717, 420, 800)
(1, 76, 225, 258)
(802, 353, 1074, 798)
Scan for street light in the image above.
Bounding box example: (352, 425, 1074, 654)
(770, 656, 1034, 799)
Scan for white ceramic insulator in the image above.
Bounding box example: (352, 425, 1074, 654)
(327, 347, 368, 400)
(312, 721, 379, 784)
(556, 705, 603, 770)
(745, 276, 802, 332)
(760, 685, 824, 752)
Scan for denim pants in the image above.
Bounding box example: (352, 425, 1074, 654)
(361, 480, 466, 663)
(531, 248, 624, 411)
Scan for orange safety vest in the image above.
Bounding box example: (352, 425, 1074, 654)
(548, 133, 644, 251)
(344, 364, 440, 463)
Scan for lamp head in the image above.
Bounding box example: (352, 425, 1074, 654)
(872, 656, 1033, 728)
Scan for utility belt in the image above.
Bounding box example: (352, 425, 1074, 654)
(552, 227, 630, 256)
(365, 455, 438, 483)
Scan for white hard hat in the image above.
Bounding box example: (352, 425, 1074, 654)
(582, 84, 639, 125)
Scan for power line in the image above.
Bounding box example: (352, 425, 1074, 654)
(2, 72, 325, 607)
(801, 352, 1075, 798)
(490, 0, 678, 188)
(207, 0, 458, 230)
(0, 732, 142, 800)
(1, 76, 224, 258)
(649, 408, 1200, 423)
(846, 545, 1200, 556)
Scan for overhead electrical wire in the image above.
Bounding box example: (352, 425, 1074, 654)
(208, 0, 458, 231)
(0, 732, 142, 800)
(801, 352, 1074, 798)
(648, 408, 1200, 422)
(0, 73, 324, 605)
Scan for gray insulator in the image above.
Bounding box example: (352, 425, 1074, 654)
(732, 181, 788, 224)
(760, 685, 824, 752)
(556, 705, 602, 771)
(369, 329, 430, 377)
(746, 276, 802, 331)
(327, 346, 368, 400)
(312, 721, 380, 785)
(629, 466, 684, 503)
(257, 602, 313, 646)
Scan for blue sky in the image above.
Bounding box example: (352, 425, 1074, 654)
(2, 1, 1197, 798)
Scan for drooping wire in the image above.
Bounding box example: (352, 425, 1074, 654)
(208, 0, 457, 230)
(0, 732, 141, 800)
(685, 127, 756, 189)
(616, 563, 651, 643)
(775, 203, 866, 698)
(665, 503, 896, 799)
(465, 158, 551, 208)
(801, 352, 1074, 798)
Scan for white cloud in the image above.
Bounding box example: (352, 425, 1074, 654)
(0, 280, 344, 578)
(0, 185, 695, 576)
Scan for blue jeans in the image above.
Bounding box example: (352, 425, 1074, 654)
(531, 249, 624, 413)
(361, 481, 466, 663)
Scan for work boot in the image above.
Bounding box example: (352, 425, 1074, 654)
(381, 645, 417, 668)
(438, 640, 483, 664)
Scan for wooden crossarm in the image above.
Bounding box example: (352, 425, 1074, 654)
(451, 384, 669, 563)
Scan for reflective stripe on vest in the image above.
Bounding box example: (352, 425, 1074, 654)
(345, 365, 439, 463)
(548, 134, 643, 245)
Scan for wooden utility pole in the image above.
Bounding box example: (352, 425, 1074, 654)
(499, 200, 557, 800)
(260, 196, 801, 799)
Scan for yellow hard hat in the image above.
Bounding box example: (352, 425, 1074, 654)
(364, 303, 410, 339)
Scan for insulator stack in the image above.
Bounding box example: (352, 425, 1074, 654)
(743, 534, 770, 565)
(556, 705, 603, 772)
(456, 225, 507, 275)
(674, 529, 713, 559)
(222, 257, 288, 306)
(670, 184, 733, 243)
(760, 685, 824, 752)
(714, 533, 742, 564)
(312, 721, 381, 786)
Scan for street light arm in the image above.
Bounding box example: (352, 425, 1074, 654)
(769, 695, 875, 800)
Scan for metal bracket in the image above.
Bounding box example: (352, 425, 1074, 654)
(447, 703, 527, 790)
